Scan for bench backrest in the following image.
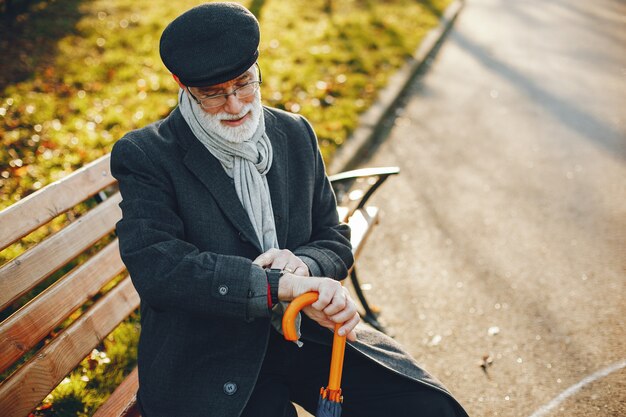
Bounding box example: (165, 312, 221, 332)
(0, 154, 140, 417)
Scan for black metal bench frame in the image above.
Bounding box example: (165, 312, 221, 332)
(329, 166, 400, 333)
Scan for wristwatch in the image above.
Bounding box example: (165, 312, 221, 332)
(266, 268, 284, 306)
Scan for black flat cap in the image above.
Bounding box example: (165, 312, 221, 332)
(159, 2, 260, 87)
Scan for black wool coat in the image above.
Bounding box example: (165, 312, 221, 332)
(111, 106, 467, 417)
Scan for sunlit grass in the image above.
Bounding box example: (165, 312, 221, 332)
(1, 0, 451, 211)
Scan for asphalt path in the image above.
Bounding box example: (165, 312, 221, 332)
(345, 0, 625, 416)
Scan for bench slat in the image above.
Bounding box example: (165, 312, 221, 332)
(337, 205, 349, 223)
(0, 276, 139, 417)
(0, 154, 115, 251)
(92, 367, 140, 417)
(0, 192, 122, 311)
(0, 240, 125, 374)
(346, 207, 379, 259)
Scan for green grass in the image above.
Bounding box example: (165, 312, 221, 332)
(0, 0, 450, 211)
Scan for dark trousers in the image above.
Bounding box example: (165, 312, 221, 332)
(241, 328, 464, 417)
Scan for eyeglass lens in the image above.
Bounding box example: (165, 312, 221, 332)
(200, 82, 259, 108)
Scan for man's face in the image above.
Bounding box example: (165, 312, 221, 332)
(188, 67, 258, 114)
(186, 67, 263, 143)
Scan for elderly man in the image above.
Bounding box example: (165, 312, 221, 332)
(111, 2, 468, 417)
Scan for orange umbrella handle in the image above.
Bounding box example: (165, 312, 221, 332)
(282, 292, 347, 392)
(282, 292, 319, 341)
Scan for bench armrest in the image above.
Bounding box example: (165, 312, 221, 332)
(329, 166, 400, 220)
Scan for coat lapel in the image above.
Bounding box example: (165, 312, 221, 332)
(265, 109, 289, 248)
(175, 107, 289, 253)
(182, 130, 263, 253)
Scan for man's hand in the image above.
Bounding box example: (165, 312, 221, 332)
(278, 274, 360, 341)
(253, 248, 310, 276)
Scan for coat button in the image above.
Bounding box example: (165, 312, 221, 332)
(238, 232, 248, 242)
(218, 285, 229, 296)
(223, 382, 238, 395)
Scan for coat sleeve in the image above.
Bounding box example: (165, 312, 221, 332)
(292, 116, 354, 280)
(111, 135, 270, 321)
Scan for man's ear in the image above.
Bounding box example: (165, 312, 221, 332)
(172, 74, 185, 89)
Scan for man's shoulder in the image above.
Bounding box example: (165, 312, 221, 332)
(121, 119, 165, 142)
(263, 106, 316, 144)
(263, 106, 310, 127)
(114, 109, 183, 154)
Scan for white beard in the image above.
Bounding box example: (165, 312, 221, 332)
(191, 91, 262, 144)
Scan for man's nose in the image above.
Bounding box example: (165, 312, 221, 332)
(222, 93, 243, 114)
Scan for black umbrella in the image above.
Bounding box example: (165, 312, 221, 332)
(283, 292, 347, 417)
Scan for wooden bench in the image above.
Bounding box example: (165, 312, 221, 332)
(0, 154, 397, 417)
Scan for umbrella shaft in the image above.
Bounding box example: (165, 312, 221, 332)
(328, 323, 347, 390)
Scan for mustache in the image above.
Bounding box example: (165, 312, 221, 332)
(215, 105, 253, 120)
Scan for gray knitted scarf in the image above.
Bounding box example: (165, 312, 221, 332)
(179, 90, 302, 339)
(178, 89, 279, 252)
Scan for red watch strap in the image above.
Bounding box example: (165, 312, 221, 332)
(267, 280, 273, 309)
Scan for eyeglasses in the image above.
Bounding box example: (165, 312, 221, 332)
(188, 81, 261, 109)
